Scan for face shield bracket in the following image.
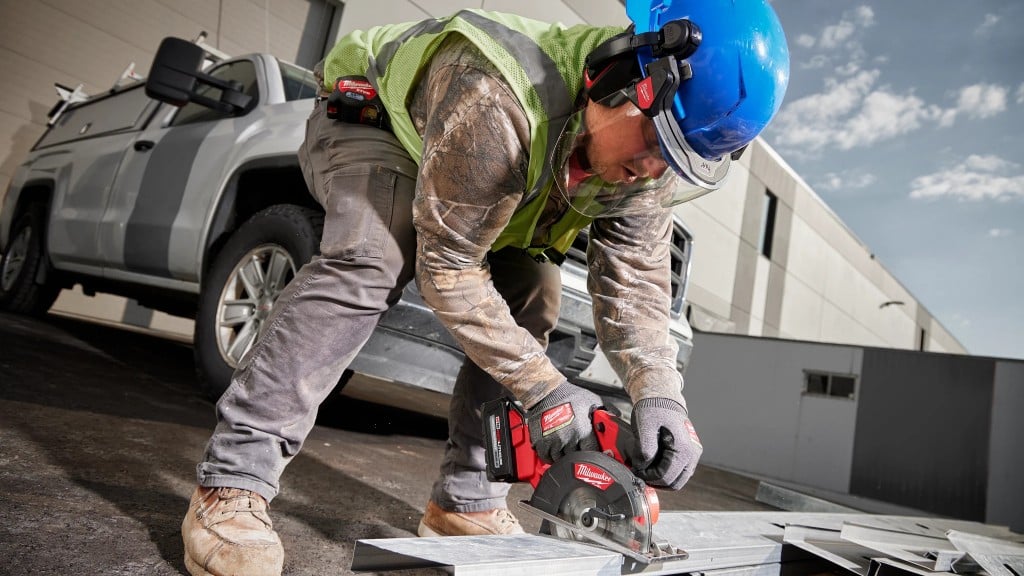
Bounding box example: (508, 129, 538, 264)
(584, 21, 700, 119)
(628, 56, 689, 118)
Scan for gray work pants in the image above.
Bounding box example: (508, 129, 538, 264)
(196, 103, 562, 513)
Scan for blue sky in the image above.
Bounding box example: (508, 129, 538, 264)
(760, 1, 1024, 360)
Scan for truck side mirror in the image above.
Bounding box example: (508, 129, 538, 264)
(145, 37, 252, 112)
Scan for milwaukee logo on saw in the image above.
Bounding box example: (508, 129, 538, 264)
(574, 463, 614, 490)
(541, 403, 574, 434)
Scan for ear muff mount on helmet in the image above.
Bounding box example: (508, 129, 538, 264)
(583, 20, 701, 110)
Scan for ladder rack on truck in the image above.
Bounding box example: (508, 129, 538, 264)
(46, 30, 230, 126)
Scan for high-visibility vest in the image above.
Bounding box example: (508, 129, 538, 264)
(324, 10, 622, 260)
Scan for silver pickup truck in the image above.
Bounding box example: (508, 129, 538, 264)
(0, 38, 694, 412)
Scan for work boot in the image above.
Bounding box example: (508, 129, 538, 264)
(417, 500, 524, 536)
(182, 486, 284, 576)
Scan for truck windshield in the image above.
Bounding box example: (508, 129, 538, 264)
(278, 60, 319, 101)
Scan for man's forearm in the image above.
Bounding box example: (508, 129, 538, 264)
(409, 38, 565, 407)
(588, 211, 685, 404)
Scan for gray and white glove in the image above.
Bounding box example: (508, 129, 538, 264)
(527, 381, 602, 463)
(631, 398, 703, 490)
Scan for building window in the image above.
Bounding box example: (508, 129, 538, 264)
(919, 328, 927, 351)
(759, 190, 778, 259)
(803, 371, 857, 399)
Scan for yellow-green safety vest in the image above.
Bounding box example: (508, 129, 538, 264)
(324, 10, 622, 261)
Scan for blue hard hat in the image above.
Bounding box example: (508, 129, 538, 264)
(624, 0, 790, 187)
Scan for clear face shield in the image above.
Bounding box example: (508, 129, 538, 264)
(553, 57, 731, 218)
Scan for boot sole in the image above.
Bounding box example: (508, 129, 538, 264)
(184, 554, 213, 576)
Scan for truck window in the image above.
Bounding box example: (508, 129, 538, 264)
(36, 84, 153, 149)
(278, 60, 319, 101)
(170, 60, 260, 126)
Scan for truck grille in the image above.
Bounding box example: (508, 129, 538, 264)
(565, 220, 692, 317)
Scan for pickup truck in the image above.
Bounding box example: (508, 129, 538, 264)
(0, 37, 695, 412)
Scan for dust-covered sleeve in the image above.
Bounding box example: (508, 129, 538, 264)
(587, 209, 686, 406)
(410, 48, 566, 409)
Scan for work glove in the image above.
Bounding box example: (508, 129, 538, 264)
(631, 398, 702, 490)
(526, 381, 603, 463)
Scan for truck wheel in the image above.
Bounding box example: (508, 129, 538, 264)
(0, 203, 59, 315)
(194, 204, 324, 400)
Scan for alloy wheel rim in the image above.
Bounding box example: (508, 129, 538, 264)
(1, 226, 31, 292)
(215, 244, 296, 367)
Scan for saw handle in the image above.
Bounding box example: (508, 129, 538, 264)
(483, 399, 640, 489)
(592, 409, 638, 469)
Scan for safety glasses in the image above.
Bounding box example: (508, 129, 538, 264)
(550, 91, 715, 218)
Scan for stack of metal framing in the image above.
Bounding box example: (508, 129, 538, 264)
(350, 511, 1024, 575)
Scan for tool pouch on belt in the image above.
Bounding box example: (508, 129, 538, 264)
(326, 76, 390, 130)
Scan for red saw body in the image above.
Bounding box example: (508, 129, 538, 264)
(483, 398, 682, 563)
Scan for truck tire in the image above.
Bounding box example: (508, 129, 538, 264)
(0, 203, 60, 315)
(194, 204, 325, 400)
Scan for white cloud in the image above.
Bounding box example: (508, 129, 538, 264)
(838, 90, 942, 149)
(955, 84, 1008, 119)
(988, 228, 1013, 238)
(835, 61, 862, 77)
(801, 54, 830, 70)
(1017, 83, 1024, 104)
(767, 6, 1013, 157)
(771, 76, 1011, 154)
(966, 154, 1014, 172)
(820, 20, 857, 50)
(817, 6, 874, 49)
(796, 34, 816, 49)
(975, 13, 1000, 36)
(799, 6, 875, 70)
(817, 171, 877, 192)
(771, 70, 948, 151)
(910, 155, 1024, 201)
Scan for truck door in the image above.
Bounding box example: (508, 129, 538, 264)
(99, 59, 262, 282)
(43, 85, 155, 270)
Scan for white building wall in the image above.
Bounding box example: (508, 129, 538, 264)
(674, 163, 749, 330)
(683, 139, 966, 354)
(0, 1, 966, 354)
(684, 332, 861, 493)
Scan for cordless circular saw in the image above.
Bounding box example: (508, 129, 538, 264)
(482, 397, 687, 564)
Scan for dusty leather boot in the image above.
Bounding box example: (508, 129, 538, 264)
(417, 500, 524, 536)
(182, 486, 284, 576)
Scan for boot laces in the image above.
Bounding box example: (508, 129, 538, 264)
(494, 508, 519, 531)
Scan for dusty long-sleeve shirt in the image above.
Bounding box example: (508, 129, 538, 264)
(407, 38, 685, 409)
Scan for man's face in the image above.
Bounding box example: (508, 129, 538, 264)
(578, 100, 669, 185)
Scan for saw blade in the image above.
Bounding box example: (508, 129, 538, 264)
(528, 451, 655, 555)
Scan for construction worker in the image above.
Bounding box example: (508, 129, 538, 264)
(181, 1, 789, 574)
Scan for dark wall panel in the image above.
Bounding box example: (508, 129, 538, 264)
(852, 350, 994, 520)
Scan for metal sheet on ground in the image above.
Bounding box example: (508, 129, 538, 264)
(350, 534, 622, 575)
(350, 512, 1024, 576)
(840, 524, 966, 572)
(946, 530, 1024, 576)
(756, 482, 860, 514)
(867, 557, 951, 576)
(351, 513, 792, 576)
(782, 525, 877, 575)
(697, 564, 783, 576)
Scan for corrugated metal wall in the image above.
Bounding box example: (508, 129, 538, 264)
(689, 331, 1022, 529)
(685, 332, 861, 494)
(851, 350, 994, 521)
(987, 361, 1024, 532)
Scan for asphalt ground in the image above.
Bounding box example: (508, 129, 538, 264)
(0, 311, 771, 575)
